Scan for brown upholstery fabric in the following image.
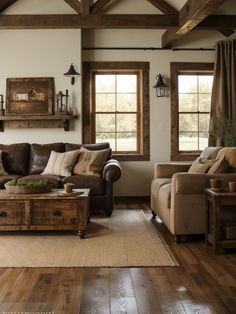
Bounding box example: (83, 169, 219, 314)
(19, 174, 62, 189)
(159, 183, 171, 209)
(188, 159, 216, 173)
(0, 143, 30, 175)
(0, 151, 7, 175)
(207, 158, 229, 174)
(227, 148, 236, 167)
(62, 175, 105, 195)
(29, 143, 65, 174)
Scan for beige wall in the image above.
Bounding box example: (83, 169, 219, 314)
(1, 0, 236, 196)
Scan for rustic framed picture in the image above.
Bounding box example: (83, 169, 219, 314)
(6, 77, 54, 115)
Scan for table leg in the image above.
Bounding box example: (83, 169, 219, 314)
(78, 229, 85, 239)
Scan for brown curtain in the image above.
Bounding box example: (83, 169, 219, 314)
(209, 40, 236, 146)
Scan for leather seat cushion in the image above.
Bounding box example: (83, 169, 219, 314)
(62, 175, 105, 195)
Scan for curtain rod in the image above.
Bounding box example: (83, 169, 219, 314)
(83, 47, 215, 51)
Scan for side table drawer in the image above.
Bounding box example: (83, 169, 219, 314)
(32, 200, 78, 225)
(0, 201, 25, 225)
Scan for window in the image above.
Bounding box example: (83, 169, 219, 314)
(83, 62, 150, 161)
(171, 63, 214, 161)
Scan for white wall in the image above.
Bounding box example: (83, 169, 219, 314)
(0, 29, 82, 143)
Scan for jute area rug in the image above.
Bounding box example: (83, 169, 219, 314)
(0, 210, 177, 267)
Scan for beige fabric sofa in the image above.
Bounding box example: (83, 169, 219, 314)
(151, 147, 236, 242)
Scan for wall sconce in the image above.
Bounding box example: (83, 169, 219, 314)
(64, 63, 80, 85)
(153, 74, 167, 97)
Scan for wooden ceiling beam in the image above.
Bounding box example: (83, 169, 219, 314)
(146, 0, 178, 14)
(0, 0, 18, 13)
(162, 0, 227, 48)
(80, 0, 91, 15)
(0, 14, 178, 29)
(91, 0, 112, 14)
(64, 0, 81, 14)
(197, 15, 236, 29)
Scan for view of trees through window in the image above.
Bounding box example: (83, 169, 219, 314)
(178, 74, 213, 151)
(94, 73, 138, 152)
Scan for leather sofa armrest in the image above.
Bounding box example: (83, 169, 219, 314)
(172, 173, 209, 194)
(154, 163, 191, 179)
(102, 159, 122, 182)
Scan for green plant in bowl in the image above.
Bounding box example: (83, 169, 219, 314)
(4, 180, 51, 194)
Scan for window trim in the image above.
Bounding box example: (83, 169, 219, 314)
(83, 62, 150, 161)
(170, 62, 214, 161)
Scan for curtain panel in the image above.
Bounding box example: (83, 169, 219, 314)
(209, 40, 236, 146)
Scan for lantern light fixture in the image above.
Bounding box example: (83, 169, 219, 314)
(64, 63, 80, 85)
(153, 74, 167, 97)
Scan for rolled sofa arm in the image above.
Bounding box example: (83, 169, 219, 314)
(154, 163, 191, 179)
(102, 159, 122, 182)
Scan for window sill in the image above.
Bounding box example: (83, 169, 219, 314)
(113, 153, 150, 161)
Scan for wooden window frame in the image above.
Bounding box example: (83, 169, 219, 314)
(170, 62, 214, 161)
(83, 62, 150, 161)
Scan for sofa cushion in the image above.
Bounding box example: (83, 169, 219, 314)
(188, 158, 216, 173)
(73, 147, 110, 177)
(207, 157, 229, 174)
(223, 147, 236, 168)
(0, 143, 30, 175)
(65, 142, 112, 160)
(0, 151, 7, 175)
(18, 174, 62, 189)
(29, 143, 65, 174)
(62, 175, 105, 195)
(42, 150, 80, 177)
(151, 178, 171, 198)
(0, 175, 22, 188)
(159, 183, 171, 209)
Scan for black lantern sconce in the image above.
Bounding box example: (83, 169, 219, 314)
(0, 94, 4, 115)
(153, 74, 167, 97)
(64, 63, 80, 85)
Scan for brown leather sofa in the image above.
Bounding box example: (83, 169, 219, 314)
(151, 147, 236, 242)
(0, 142, 121, 216)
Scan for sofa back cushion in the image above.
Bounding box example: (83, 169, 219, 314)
(65, 142, 112, 160)
(0, 143, 30, 175)
(29, 143, 65, 174)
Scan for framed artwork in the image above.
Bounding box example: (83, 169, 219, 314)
(6, 77, 54, 115)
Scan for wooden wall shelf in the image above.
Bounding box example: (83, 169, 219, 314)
(0, 114, 78, 132)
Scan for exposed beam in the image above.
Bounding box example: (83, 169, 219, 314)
(197, 15, 236, 29)
(0, 14, 178, 29)
(162, 0, 226, 48)
(64, 0, 81, 14)
(146, 0, 178, 14)
(91, 0, 112, 14)
(80, 0, 91, 15)
(0, 0, 18, 13)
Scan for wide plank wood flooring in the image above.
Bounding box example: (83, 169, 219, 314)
(0, 200, 235, 313)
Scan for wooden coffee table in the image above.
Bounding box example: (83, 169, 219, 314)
(0, 188, 90, 239)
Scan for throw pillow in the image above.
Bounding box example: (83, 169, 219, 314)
(0, 151, 7, 176)
(42, 150, 80, 177)
(207, 157, 229, 174)
(199, 146, 222, 160)
(73, 147, 109, 177)
(188, 158, 216, 173)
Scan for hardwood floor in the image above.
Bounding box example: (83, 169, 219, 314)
(0, 200, 235, 313)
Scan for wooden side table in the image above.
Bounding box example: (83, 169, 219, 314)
(204, 188, 236, 254)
